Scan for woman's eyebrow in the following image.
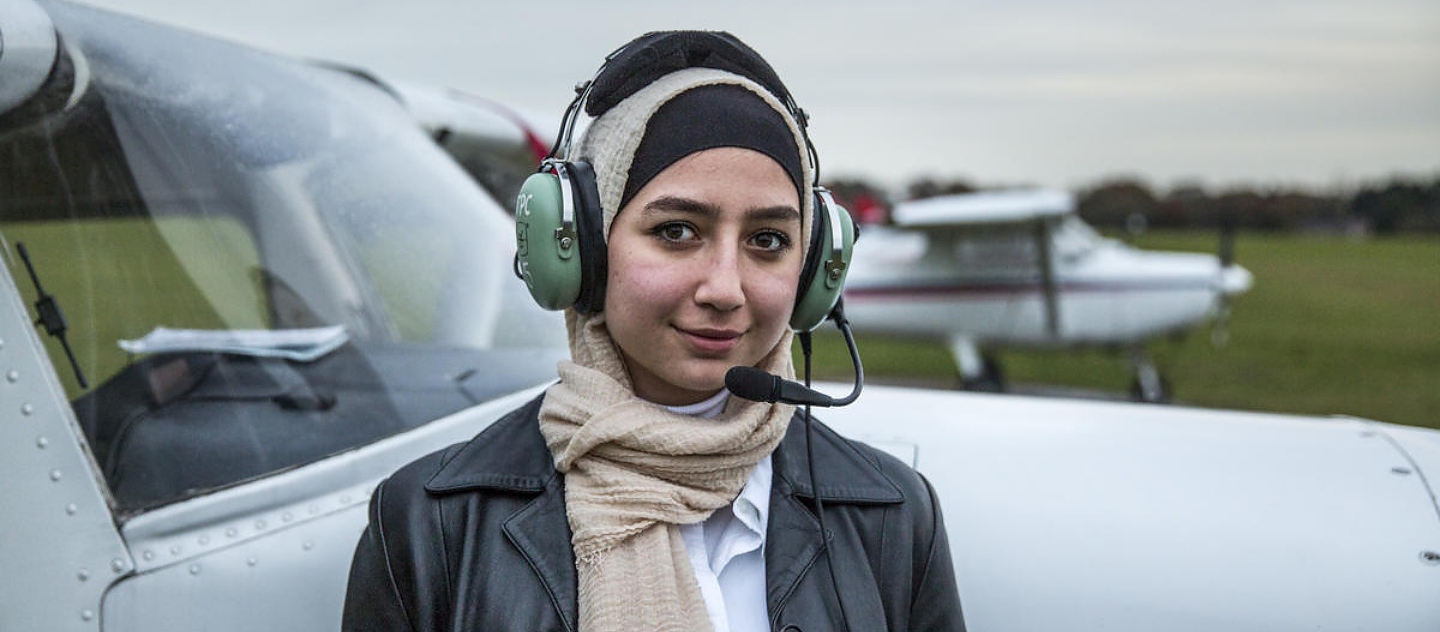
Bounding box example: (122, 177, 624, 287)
(642, 195, 716, 217)
(748, 205, 802, 223)
(642, 196, 801, 221)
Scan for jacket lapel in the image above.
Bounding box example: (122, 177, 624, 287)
(426, 396, 580, 632)
(765, 413, 906, 623)
(764, 489, 827, 615)
(503, 484, 579, 632)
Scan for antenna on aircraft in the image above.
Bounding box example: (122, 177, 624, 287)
(14, 242, 87, 388)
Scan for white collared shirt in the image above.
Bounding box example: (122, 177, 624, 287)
(666, 391, 772, 632)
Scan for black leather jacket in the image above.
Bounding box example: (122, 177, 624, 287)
(343, 396, 964, 631)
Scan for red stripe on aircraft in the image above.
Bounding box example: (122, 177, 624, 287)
(844, 279, 1213, 299)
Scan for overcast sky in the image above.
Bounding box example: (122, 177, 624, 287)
(80, 0, 1440, 192)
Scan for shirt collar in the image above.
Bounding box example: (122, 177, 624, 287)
(733, 454, 771, 536)
(662, 389, 731, 419)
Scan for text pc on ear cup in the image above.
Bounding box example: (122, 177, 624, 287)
(514, 161, 579, 310)
(513, 160, 608, 313)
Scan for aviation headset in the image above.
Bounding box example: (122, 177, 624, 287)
(513, 31, 855, 332)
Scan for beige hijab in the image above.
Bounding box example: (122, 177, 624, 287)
(536, 68, 813, 632)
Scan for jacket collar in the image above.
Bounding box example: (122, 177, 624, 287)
(425, 395, 555, 494)
(425, 397, 904, 506)
(420, 395, 905, 631)
(771, 411, 906, 505)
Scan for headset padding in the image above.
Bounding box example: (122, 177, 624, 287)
(794, 192, 827, 313)
(569, 160, 608, 314)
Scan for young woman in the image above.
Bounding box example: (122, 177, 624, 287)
(343, 31, 964, 632)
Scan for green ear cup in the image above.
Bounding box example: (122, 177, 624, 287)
(514, 170, 582, 310)
(791, 197, 856, 332)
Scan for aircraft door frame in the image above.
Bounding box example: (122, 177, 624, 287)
(0, 249, 133, 631)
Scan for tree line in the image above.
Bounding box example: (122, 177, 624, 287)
(825, 174, 1440, 235)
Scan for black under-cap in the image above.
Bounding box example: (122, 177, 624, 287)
(621, 83, 805, 210)
(586, 31, 795, 118)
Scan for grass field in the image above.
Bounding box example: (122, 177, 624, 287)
(802, 231, 1440, 430)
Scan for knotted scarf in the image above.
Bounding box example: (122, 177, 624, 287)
(538, 311, 795, 632)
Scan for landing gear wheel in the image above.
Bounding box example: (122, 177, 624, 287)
(961, 354, 1006, 393)
(1131, 374, 1172, 404)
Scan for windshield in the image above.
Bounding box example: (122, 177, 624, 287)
(0, 2, 565, 515)
(1051, 214, 1103, 261)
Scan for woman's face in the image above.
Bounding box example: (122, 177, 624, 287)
(605, 146, 804, 406)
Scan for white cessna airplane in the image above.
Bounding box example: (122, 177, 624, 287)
(2, 2, 1436, 632)
(843, 189, 1254, 401)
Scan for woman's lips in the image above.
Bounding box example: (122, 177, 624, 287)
(677, 327, 742, 354)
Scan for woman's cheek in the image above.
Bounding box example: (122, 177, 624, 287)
(632, 258, 685, 292)
(753, 266, 802, 313)
(610, 261, 686, 312)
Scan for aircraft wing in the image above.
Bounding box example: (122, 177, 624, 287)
(890, 188, 1075, 230)
(885, 189, 1076, 271)
(820, 386, 1440, 632)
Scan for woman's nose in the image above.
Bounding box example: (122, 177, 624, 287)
(694, 247, 744, 311)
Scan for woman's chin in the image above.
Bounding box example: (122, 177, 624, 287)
(644, 374, 728, 406)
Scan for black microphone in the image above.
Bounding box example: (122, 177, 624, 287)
(726, 299, 865, 407)
(726, 366, 838, 407)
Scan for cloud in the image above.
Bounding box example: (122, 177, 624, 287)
(76, 0, 1440, 187)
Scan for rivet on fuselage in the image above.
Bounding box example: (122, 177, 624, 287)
(77, 568, 90, 581)
(189, 564, 201, 575)
(111, 558, 127, 573)
(198, 534, 211, 546)
(170, 545, 182, 556)
(282, 511, 294, 522)
(226, 527, 239, 538)
(302, 541, 314, 551)
(81, 610, 94, 621)
(65, 503, 78, 515)
(142, 550, 155, 561)
(255, 519, 267, 530)
(50, 469, 62, 481)
(36, 436, 48, 449)
(246, 557, 258, 567)
(6, 370, 18, 383)
(21, 403, 33, 415)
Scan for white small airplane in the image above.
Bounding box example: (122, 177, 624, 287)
(3, 3, 1437, 632)
(842, 188, 1254, 401)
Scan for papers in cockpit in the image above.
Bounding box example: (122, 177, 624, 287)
(119, 326, 349, 362)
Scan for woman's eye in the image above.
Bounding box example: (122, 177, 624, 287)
(654, 222, 696, 242)
(750, 231, 791, 252)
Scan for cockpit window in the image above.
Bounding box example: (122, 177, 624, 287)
(1051, 214, 1103, 261)
(0, 2, 564, 516)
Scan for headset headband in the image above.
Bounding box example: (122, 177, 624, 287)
(546, 31, 823, 183)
